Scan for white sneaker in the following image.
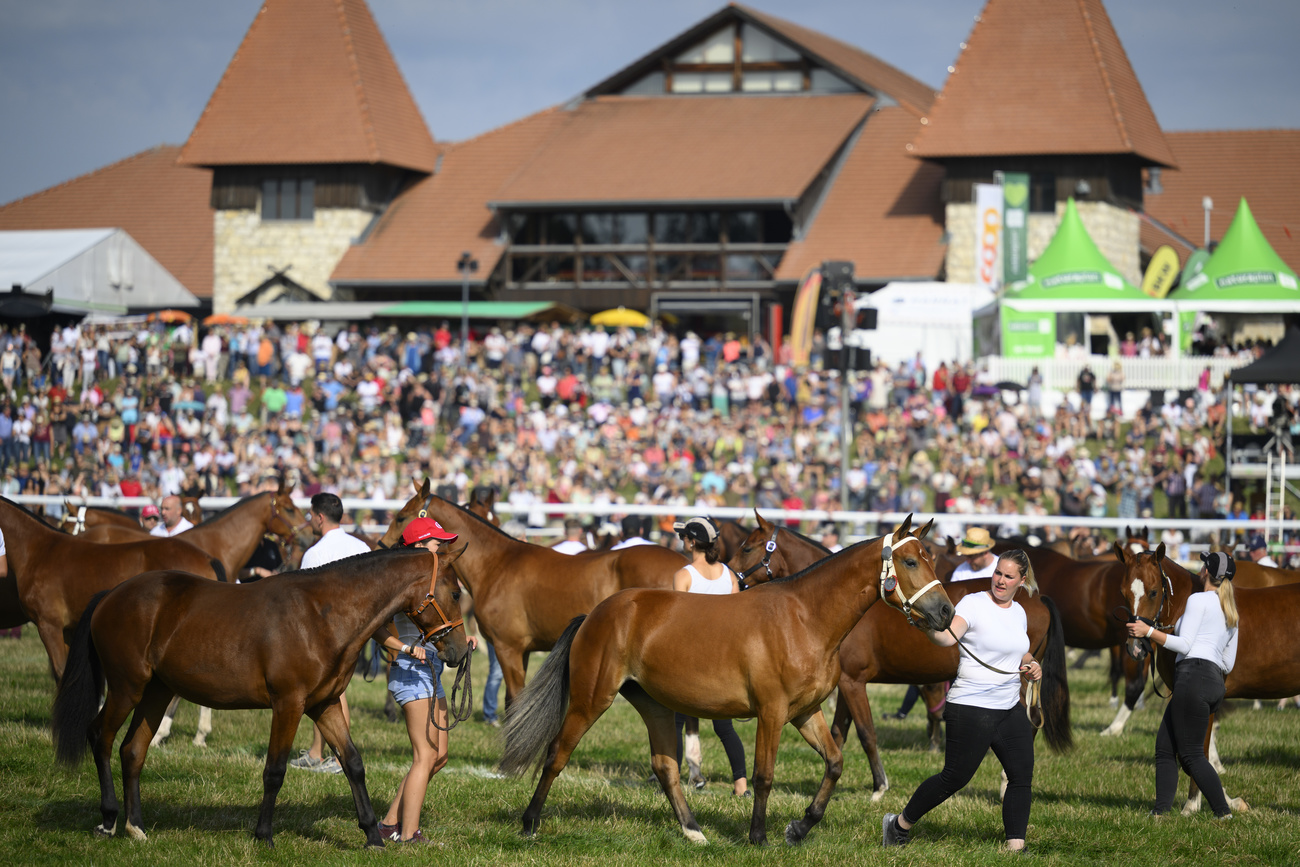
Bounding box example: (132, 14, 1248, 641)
(288, 750, 323, 770)
(312, 756, 344, 774)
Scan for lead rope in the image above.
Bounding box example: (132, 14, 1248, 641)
(947, 629, 1043, 730)
(431, 649, 473, 733)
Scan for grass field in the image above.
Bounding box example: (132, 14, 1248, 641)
(1, 628, 1297, 866)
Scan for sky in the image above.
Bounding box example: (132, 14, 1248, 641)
(1, 0, 1297, 206)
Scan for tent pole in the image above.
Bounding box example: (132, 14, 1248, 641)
(1224, 377, 1233, 510)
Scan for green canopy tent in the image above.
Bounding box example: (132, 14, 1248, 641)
(1171, 198, 1300, 350)
(983, 199, 1173, 358)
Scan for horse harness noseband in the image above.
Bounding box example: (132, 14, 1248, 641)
(68, 506, 88, 535)
(736, 526, 780, 590)
(1113, 552, 1175, 697)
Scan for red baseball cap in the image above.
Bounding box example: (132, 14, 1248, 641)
(141, 504, 161, 518)
(402, 517, 458, 546)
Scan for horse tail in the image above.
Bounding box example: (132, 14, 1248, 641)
(209, 558, 228, 583)
(1039, 595, 1074, 753)
(52, 589, 109, 767)
(499, 615, 585, 777)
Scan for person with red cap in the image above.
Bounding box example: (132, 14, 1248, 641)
(373, 515, 475, 845)
(138, 503, 161, 533)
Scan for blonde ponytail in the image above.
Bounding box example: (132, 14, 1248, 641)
(1215, 577, 1239, 629)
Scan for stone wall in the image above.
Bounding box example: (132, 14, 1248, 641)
(944, 200, 1140, 287)
(212, 208, 372, 312)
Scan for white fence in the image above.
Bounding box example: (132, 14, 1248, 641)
(981, 355, 1246, 392)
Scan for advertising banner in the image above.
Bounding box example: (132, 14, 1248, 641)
(1141, 245, 1180, 298)
(1000, 305, 1054, 358)
(974, 182, 1004, 292)
(789, 267, 822, 367)
(1001, 172, 1029, 285)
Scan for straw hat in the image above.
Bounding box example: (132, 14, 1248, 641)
(956, 527, 995, 555)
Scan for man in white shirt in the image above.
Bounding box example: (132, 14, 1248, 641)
(291, 493, 373, 773)
(610, 515, 655, 549)
(1247, 535, 1279, 568)
(551, 519, 588, 555)
(949, 527, 999, 581)
(150, 496, 195, 537)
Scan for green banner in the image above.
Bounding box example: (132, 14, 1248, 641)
(1178, 309, 1198, 353)
(1002, 172, 1029, 284)
(1001, 306, 1055, 358)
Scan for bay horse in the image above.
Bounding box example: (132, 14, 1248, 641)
(500, 517, 953, 845)
(730, 514, 1071, 800)
(77, 490, 308, 746)
(465, 485, 501, 526)
(716, 519, 751, 564)
(58, 497, 205, 536)
(378, 479, 688, 711)
(1118, 544, 1300, 813)
(51, 545, 467, 847)
(0, 497, 224, 679)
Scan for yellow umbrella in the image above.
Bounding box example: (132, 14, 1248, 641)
(590, 307, 650, 328)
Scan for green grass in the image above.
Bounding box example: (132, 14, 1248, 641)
(1, 628, 1297, 865)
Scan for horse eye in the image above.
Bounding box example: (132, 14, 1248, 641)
(1148, 590, 1157, 598)
(905, 558, 917, 568)
(452, 592, 461, 602)
(742, 546, 752, 553)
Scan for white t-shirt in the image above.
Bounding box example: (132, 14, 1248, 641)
(300, 526, 372, 569)
(551, 539, 588, 555)
(946, 592, 1030, 710)
(950, 557, 998, 581)
(683, 563, 734, 595)
(610, 536, 655, 550)
(0, 525, 6, 556)
(1164, 590, 1238, 674)
(150, 516, 195, 537)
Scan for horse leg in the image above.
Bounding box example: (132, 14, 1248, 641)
(311, 698, 384, 848)
(1208, 719, 1225, 774)
(193, 705, 212, 747)
(150, 695, 181, 747)
(495, 645, 527, 713)
(682, 716, 704, 789)
(255, 703, 306, 848)
(620, 683, 705, 843)
(35, 618, 70, 682)
(828, 686, 850, 748)
(118, 681, 175, 841)
(1107, 646, 1122, 707)
(90, 683, 141, 837)
(920, 683, 947, 751)
(747, 712, 784, 845)
(783, 709, 842, 845)
(1101, 653, 1147, 736)
(835, 674, 888, 800)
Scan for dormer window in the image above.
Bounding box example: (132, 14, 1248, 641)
(619, 23, 855, 96)
(261, 177, 315, 221)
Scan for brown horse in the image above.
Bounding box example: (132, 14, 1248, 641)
(1118, 545, 1299, 814)
(0, 497, 224, 679)
(716, 519, 751, 564)
(379, 479, 688, 710)
(730, 514, 1071, 800)
(500, 518, 952, 845)
(465, 485, 502, 527)
(51, 545, 467, 847)
(57, 497, 205, 536)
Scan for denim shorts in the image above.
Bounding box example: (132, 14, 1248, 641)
(388, 655, 445, 705)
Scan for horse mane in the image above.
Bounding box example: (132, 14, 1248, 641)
(291, 545, 421, 580)
(200, 491, 270, 524)
(767, 536, 881, 586)
(0, 496, 56, 528)
(781, 525, 832, 555)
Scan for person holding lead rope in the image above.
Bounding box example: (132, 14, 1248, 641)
(883, 548, 1042, 854)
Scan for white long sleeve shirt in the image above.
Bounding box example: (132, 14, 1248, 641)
(1164, 590, 1238, 675)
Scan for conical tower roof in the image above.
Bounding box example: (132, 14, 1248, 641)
(1005, 199, 1158, 310)
(913, 0, 1174, 166)
(179, 0, 436, 173)
(1180, 198, 1299, 303)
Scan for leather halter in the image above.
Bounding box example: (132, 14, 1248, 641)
(406, 551, 465, 644)
(66, 505, 88, 535)
(736, 526, 780, 590)
(267, 496, 310, 542)
(879, 535, 940, 626)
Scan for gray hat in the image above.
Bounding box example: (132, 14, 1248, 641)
(673, 516, 719, 545)
(1200, 551, 1235, 583)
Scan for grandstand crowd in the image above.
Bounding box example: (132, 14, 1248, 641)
(0, 316, 1296, 565)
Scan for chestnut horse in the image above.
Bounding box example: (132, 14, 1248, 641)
(730, 514, 1071, 800)
(500, 518, 953, 845)
(1118, 544, 1300, 814)
(465, 485, 502, 526)
(51, 546, 468, 847)
(379, 480, 687, 710)
(58, 497, 204, 536)
(0, 497, 224, 679)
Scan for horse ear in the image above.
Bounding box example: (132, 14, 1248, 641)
(1155, 542, 1166, 562)
(945, 535, 956, 555)
(443, 542, 468, 565)
(915, 518, 934, 540)
(755, 509, 770, 530)
(1113, 541, 1128, 564)
(894, 513, 913, 541)
(277, 477, 286, 494)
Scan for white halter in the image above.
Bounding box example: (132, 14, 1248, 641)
(879, 535, 941, 625)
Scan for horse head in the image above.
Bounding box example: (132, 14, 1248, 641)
(882, 515, 953, 632)
(379, 478, 431, 549)
(729, 510, 785, 588)
(1122, 525, 1151, 555)
(181, 497, 203, 525)
(266, 489, 310, 543)
(1114, 541, 1169, 661)
(466, 485, 500, 527)
(59, 500, 86, 535)
(409, 542, 470, 667)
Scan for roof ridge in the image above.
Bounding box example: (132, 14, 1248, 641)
(1078, 0, 1131, 151)
(336, 0, 380, 162)
(0, 145, 185, 211)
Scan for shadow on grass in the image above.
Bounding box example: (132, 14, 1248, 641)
(35, 792, 382, 849)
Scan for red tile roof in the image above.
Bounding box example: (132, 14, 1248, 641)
(180, 0, 436, 173)
(913, 0, 1174, 167)
(331, 110, 573, 285)
(0, 146, 214, 296)
(1142, 130, 1300, 270)
(777, 107, 945, 282)
(491, 94, 874, 207)
(737, 5, 936, 117)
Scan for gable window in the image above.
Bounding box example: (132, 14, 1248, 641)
(261, 177, 315, 221)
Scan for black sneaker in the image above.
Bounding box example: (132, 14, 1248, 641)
(378, 821, 400, 841)
(884, 711, 908, 721)
(882, 813, 910, 847)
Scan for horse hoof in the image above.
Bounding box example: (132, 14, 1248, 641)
(1230, 797, 1250, 813)
(784, 821, 805, 846)
(1108, 696, 1119, 708)
(192, 736, 207, 748)
(684, 828, 709, 845)
(93, 823, 115, 838)
(124, 821, 148, 842)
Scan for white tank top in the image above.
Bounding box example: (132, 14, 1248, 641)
(685, 563, 734, 596)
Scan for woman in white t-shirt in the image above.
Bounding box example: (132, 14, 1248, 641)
(670, 516, 749, 797)
(884, 549, 1042, 853)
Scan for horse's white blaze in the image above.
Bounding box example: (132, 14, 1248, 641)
(683, 828, 707, 844)
(1129, 542, 1145, 554)
(1128, 579, 1144, 612)
(1100, 703, 1132, 736)
(125, 821, 148, 841)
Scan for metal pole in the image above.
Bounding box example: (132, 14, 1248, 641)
(460, 270, 469, 359)
(840, 291, 853, 511)
(1202, 196, 1213, 247)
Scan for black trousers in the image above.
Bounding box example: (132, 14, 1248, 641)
(902, 701, 1035, 841)
(675, 713, 747, 782)
(1154, 659, 1230, 816)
